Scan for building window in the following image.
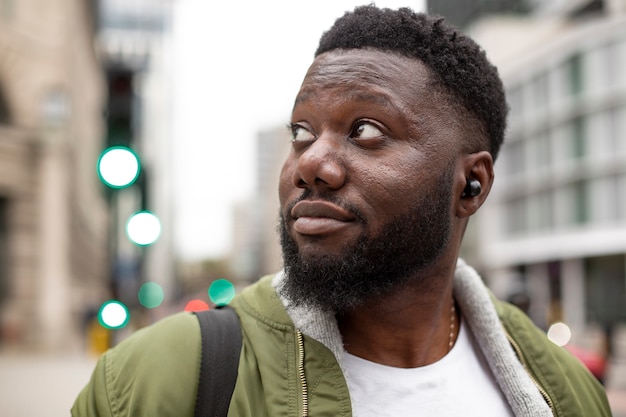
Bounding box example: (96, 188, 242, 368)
(506, 197, 527, 235)
(568, 53, 584, 96)
(573, 181, 589, 225)
(570, 117, 586, 159)
(531, 73, 549, 112)
(505, 139, 526, 176)
(608, 108, 620, 154)
(590, 176, 618, 224)
(616, 105, 626, 154)
(619, 174, 626, 222)
(551, 123, 570, 167)
(529, 190, 553, 231)
(608, 175, 622, 223)
(533, 132, 551, 170)
(605, 41, 620, 90)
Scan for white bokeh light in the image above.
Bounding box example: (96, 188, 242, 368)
(97, 146, 140, 188)
(547, 322, 572, 347)
(99, 301, 129, 329)
(126, 211, 161, 246)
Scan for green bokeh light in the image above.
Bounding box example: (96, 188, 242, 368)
(98, 300, 130, 329)
(208, 279, 236, 307)
(138, 282, 164, 308)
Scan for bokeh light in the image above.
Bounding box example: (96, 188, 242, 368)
(184, 299, 210, 312)
(208, 279, 235, 306)
(98, 300, 130, 329)
(138, 282, 165, 308)
(547, 322, 572, 346)
(126, 211, 161, 246)
(97, 146, 140, 189)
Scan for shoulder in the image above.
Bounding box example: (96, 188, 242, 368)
(494, 299, 579, 372)
(231, 273, 294, 329)
(107, 311, 201, 371)
(113, 311, 201, 354)
(72, 312, 201, 417)
(494, 299, 611, 416)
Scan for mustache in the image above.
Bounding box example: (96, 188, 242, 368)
(284, 189, 366, 224)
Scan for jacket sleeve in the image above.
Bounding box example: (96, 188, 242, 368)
(71, 354, 114, 417)
(71, 312, 202, 417)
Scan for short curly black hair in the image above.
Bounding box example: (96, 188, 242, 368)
(315, 5, 507, 160)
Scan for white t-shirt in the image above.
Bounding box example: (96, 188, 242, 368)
(342, 319, 514, 417)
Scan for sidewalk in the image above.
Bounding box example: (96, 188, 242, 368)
(0, 352, 96, 417)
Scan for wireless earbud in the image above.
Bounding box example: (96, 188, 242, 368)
(462, 179, 481, 198)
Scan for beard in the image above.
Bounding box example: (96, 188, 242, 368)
(278, 165, 455, 313)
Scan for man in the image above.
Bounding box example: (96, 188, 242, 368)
(73, 5, 610, 416)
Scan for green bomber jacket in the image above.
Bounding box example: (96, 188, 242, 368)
(72, 262, 610, 417)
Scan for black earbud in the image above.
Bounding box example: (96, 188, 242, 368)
(462, 179, 481, 198)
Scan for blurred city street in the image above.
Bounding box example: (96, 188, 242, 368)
(1, 350, 626, 416)
(0, 351, 96, 417)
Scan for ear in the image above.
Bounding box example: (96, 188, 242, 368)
(455, 151, 494, 218)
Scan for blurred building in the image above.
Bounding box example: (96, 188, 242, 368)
(230, 126, 290, 282)
(97, 0, 175, 324)
(0, 0, 109, 350)
(428, 0, 530, 27)
(453, 0, 626, 355)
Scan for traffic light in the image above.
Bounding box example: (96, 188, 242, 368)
(98, 300, 130, 329)
(99, 68, 141, 192)
(105, 69, 134, 147)
(97, 145, 140, 189)
(126, 210, 161, 246)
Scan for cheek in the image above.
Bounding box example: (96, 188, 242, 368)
(358, 156, 425, 204)
(278, 158, 296, 206)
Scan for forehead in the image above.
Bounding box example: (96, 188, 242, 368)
(296, 49, 436, 107)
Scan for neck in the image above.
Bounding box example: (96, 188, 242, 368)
(337, 278, 459, 368)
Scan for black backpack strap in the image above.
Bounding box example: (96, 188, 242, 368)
(194, 306, 242, 417)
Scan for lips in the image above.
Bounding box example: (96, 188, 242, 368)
(290, 200, 355, 235)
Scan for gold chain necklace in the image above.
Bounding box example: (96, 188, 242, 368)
(448, 300, 457, 352)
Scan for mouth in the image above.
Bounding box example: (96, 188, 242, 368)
(290, 200, 356, 236)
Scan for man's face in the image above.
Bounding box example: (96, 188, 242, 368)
(278, 49, 463, 312)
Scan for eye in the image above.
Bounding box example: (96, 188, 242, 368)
(352, 121, 384, 141)
(290, 124, 315, 143)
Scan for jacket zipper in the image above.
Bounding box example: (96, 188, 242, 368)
(296, 330, 309, 417)
(504, 329, 555, 415)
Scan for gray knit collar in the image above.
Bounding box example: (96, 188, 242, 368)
(272, 259, 552, 417)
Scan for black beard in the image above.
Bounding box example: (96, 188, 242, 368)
(278, 166, 454, 313)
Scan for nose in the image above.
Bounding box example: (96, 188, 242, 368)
(292, 136, 346, 190)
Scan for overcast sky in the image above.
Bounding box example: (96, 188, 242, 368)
(171, 1, 426, 260)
